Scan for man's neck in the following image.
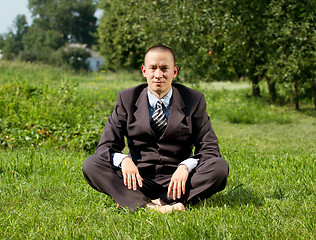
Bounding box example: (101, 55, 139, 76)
(148, 88, 171, 99)
(147, 88, 173, 109)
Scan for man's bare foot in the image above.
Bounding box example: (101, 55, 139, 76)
(151, 198, 164, 206)
(146, 201, 185, 213)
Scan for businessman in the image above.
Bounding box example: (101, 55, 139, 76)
(83, 45, 229, 213)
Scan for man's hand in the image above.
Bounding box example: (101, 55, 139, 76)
(167, 164, 189, 200)
(121, 157, 143, 191)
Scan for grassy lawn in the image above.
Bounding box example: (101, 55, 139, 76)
(0, 61, 315, 239)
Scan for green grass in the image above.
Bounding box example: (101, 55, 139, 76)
(0, 61, 315, 239)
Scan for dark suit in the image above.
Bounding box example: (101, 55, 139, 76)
(83, 83, 228, 210)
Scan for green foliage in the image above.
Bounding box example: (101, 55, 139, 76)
(0, 0, 97, 71)
(263, 0, 316, 109)
(0, 34, 4, 49)
(56, 46, 91, 71)
(197, 84, 291, 124)
(1, 15, 28, 60)
(0, 61, 110, 151)
(28, 0, 97, 45)
(20, 26, 65, 63)
(97, 0, 214, 79)
(225, 101, 290, 124)
(98, 0, 316, 109)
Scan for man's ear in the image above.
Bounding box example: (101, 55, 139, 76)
(173, 65, 179, 78)
(141, 65, 146, 77)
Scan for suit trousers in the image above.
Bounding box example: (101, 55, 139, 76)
(82, 155, 229, 210)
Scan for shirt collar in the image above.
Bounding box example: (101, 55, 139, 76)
(147, 88, 173, 109)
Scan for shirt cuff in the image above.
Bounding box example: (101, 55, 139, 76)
(179, 158, 199, 173)
(112, 153, 128, 167)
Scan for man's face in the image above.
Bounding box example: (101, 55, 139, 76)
(141, 50, 178, 98)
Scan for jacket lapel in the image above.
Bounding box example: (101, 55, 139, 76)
(162, 86, 186, 139)
(133, 87, 154, 136)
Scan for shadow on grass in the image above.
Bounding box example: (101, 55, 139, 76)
(299, 106, 316, 118)
(193, 184, 265, 209)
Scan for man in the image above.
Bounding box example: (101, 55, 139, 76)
(83, 45, 229, 213)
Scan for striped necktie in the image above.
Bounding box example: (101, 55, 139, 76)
(151, 100, 167, 136)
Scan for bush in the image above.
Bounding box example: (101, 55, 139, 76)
(225, 99, 291, 124)
(199, 86, 292, 124)
(56, 46, 91, 71)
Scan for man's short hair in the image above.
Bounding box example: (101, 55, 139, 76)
(145, 45, 176, 65)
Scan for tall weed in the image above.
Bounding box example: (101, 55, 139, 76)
(201, 88, 291, 124)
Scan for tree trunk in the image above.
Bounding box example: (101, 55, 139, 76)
(252, 75, 261, 97)
(312, 81, 316, 111)
(267, 77, 276, 104)
(293, 81, 299, 110)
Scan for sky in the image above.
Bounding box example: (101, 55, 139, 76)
(0, 0, 32, 34)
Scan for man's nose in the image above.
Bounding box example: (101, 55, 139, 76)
(154, 68, 163, 79)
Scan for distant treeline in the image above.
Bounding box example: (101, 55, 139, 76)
(0, 0, 315, 110)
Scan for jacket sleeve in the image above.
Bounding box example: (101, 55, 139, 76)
(95, 91, 127, 163)
(191, 94, 221, 162)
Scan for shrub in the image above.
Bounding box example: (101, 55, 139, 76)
(56, 46, 91, 71)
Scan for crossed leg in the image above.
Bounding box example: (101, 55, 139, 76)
(83, 155, 228, 213)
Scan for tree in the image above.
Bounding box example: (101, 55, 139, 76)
(98, 0, 315, 109)
(28, 0, 97, 46)
(98, 0, 216, 78)
(203, 0, 273, 97)
(1, 15, 28, 60)
(97, 0, 271, 88)
(20, 25, 65, 63)
(58, 46, 91, 71)
(0, 34, 4, 50)
(264, 0, 316, 110)
(98, 0, 148, 70)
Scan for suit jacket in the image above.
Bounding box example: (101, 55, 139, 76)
(95, 83, 221, 175)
